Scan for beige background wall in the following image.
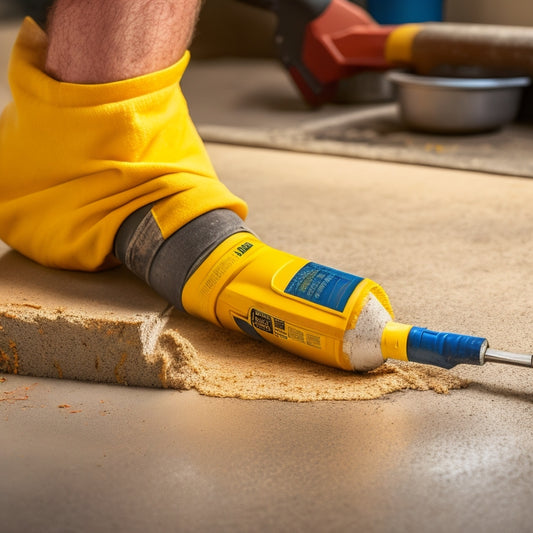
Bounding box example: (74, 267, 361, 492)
(192, 1, 276, 58)
(446, 0, 533, 25)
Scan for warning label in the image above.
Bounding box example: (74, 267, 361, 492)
(287, 326, 305, 343)
(251, 309, 273, 334)
(249, 308, 322, 349)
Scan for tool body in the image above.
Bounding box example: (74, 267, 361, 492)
(239, 0, 395, 105)
(239, 0, 533, 105)
(115, 208, 533, 373)
(181, 232, 533, 371)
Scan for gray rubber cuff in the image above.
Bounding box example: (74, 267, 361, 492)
(114, 207, 253, 311)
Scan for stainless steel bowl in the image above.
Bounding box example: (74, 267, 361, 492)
(334, 70, 395, 104)
(388, 72, 530, 134)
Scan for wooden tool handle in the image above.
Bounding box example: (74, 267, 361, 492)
(388, 23, 533, 76)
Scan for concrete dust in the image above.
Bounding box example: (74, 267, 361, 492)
(166, 313, 468, 402)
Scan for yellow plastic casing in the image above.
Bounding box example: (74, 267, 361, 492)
(181, 233, 394, 371)
(385, 23, 423, 65)
(381, 321, 412, 362)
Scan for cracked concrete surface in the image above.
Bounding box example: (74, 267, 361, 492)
(0, 243, 205, 389)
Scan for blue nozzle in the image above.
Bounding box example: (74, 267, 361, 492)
(407, 327, 487, 369)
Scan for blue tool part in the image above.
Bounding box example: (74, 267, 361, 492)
(407, 327, 486, 369)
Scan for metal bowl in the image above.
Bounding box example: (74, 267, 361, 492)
(388, 72, 530, 134)
(334, 70, 396, 104)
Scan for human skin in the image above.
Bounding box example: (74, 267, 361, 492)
(45, 0, 203, 83)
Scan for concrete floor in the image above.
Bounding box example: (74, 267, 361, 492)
(2, 18, 533, 533)
(3, 371, 533, 533)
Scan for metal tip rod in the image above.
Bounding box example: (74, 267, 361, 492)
(483, 348, 533, 368)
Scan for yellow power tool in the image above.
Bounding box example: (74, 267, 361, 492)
(116, 208, 533, 372)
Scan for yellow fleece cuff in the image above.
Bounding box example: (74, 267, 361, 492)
(0, 18, 247, 271)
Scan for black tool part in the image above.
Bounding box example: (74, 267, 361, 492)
(236, 0, 334, 103)
(114, 208, 252, 311)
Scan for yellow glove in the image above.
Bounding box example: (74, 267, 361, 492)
(0, 18, 247, 271)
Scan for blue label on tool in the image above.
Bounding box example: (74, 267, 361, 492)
(284, 262, 363, 312)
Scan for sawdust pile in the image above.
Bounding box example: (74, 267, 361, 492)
(0, 306, 468, 401)
(172, 315, 468, 401)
